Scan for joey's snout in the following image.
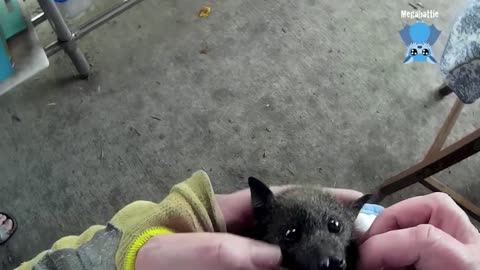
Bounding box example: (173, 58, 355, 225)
(283, 251, 347, 270)
(318, 256, 346, 270)
(281, 237, 349, 270)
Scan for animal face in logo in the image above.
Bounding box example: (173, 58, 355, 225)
(399, 22, 441, 64)
(405, 42, 435, 64)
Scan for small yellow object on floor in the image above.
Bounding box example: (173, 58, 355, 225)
(199, 6, 211, 18)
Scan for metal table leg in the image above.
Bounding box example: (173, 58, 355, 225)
(37, 0, 90, 78)
(43, 0, 147, 57)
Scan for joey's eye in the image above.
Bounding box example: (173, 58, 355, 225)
(284, 228, 301, 242)
(328, 218, 342, 233)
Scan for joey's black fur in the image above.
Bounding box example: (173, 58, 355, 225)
(248, 177, 370, 270)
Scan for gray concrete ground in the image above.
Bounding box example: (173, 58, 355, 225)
(1, 0, 479, 268)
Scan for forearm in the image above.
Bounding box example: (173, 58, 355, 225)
(16, 170, 226, 270)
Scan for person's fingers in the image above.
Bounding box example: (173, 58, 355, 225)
(4, 219, 13, 231)
(363, 193, 479, 244)
(136, 233, 282, 270)
(217, 185, 363, 233)
(322, 187, 364, 203)
(0, 214, 6, 224)
(358, 224, 473, 270)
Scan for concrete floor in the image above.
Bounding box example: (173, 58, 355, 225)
(1, 0, 479, 268)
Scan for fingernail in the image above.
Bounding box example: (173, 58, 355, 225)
(251, 242, 282, 269)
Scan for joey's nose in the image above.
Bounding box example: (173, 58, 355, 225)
(319, 257, 346, 270)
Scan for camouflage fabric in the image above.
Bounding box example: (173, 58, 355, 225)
(440, 0, 480, 104)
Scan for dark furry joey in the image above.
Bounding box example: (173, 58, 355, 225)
(248, 177, 371, 270)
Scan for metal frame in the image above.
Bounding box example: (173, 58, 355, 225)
(34, 0, 146, 77)
(372, 86, 480, 221)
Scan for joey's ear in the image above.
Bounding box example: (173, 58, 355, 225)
(248, 177, 274, 211)
(350, 194, 372, 214)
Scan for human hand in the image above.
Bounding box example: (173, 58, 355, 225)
(135, 232, 282, 270)
(358, 192, 480, 270)
(136, 184, 364, 270)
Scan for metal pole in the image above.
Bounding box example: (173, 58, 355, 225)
(45, 40, 62, 57)
(38, 0, 90, 78)
(44, 0, 146, 57)
(32, 12, 47, 26)
(76, 0, 147, 39)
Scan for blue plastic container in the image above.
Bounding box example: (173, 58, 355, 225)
(0, 29, 14, 82)
(0, 0, 28, 39)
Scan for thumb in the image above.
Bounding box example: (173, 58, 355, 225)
(136, 232, 282, 270)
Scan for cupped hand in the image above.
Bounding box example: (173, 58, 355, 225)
(136, 184, 363, 270)
(358, 192, 480, 270)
